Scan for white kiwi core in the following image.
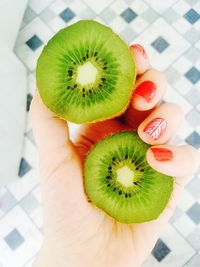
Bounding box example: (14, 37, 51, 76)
(117, 166, 134, 187)
(76, 62, 98, 85)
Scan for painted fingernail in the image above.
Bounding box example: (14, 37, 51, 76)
(133, 44, 147, 58)
(150, 147, 173, 161)
(134, 81, 156, 102)
(143, 118, 167, 140)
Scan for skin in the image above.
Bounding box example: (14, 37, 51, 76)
(31, 45, 200, 267)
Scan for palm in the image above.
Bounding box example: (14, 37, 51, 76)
(40, 117, 172, 267)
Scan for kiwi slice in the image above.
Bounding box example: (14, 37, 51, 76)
(84, 131, 173, 223)
(36, 20, 136, 123)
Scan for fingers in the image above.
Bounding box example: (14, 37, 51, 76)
(138, 103, 184, 145)
(30, 91, 71, 153)
(123, 69, 167, 128)
(131, 69, 167, 110)
(146, 145, 200, 179)
(130, 44, 149, 75)
(146, 144, 200, 215)
(132, 69, 167, 111)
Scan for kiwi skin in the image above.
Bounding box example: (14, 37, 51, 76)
(84, 131, 173, 224)
(36, 20, 136, 124)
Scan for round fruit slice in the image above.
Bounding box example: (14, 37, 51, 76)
(84, 131, 173, 223)
(36, 20, 136, 123)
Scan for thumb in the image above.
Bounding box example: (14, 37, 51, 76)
(30, 91, 87, 217)
(30, 90, 71, 153)
(29, 90, 78, 180)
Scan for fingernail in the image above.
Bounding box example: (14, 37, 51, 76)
(133, 44, 147, 58)
(143, 118, 167, 140)
(134, 81, 156, 102)
(150, 147, 173, 161)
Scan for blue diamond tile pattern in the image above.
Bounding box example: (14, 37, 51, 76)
(3, 0, 200, 266)
(151, 36, 170, 53)
(121, 8, 137, 23)
(59, 8, 75, 22)
(186, 131, 200, 149)
(26, 35, 43, 51)
(185, 67, 200, 84)
(4, 229, 25, 251)
(152, 239, 171, 262)
(184, 9, 200, 24)
(187, 203, 200, 224)
(18, 158, 32, 177)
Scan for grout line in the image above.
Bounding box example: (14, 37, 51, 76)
(183, 251, 198, 266)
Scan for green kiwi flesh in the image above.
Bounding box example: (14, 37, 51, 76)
(84, 131, 173, 223)
(36, 20, 136, 124)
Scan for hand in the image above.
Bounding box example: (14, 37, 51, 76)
(30, 44, 199, 267)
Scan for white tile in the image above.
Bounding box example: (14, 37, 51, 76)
(174, 213, 196, 237)
(70, 0, 86, 13)
(0, 210, 4, 219)
(176, 120, 194, 141)
(25, 117, 33, 134)
(173, 0, 191, 15)
(177, 189, 195, 212)
(29, 0, 55, 14)
(191, 19, 200, 33)
(173, 57, 192, 74)
(49, 0, 67, 14)
(7, 168, 39, 201)
(133, 18, 190, 71)
(32, 186, 42, 204)
(129, 16, 148, 34)
(30, 206, 43, 229)
(173, 77, 192, 96)
(0, 187, 7, 196)
(24, 258, 35, 267)
(109, 17, 127, 34)
(144, 0, 178, 14)
(0, 206, 42, 267)
(197, 103, 200, 112)
(83, 0, 114, 13)
(164, 85, 193, 114)
(130, 0, 148, 14)
(48, 16, 66, 32)
(195, 39, 200, 50)
(185, 253, 200, 267)
(173, 17, 192, 34)
(111, 0, 128, 14)
(196, 58, 200, 69)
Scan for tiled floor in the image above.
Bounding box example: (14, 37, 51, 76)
(0, 0, 200, 266)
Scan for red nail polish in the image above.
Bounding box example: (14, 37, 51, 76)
(143, 118, 167, 140)
(134, 81, 156, 102)
(150, 147, 173, 161)
(133, 44, 147, 58)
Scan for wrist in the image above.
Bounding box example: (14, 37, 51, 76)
(33, 241, 141, 267)
(33, 244, 72, 267)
